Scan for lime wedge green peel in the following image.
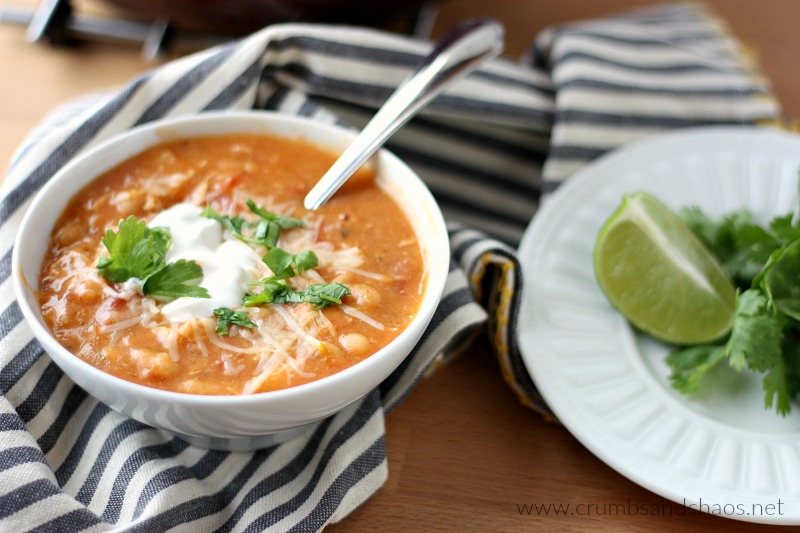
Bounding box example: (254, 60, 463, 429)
(593, 192, 736, 345)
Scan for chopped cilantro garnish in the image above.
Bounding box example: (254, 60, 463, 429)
(245, 242, 346, 309)
(200, 206, 247, 234)
(262, 248, 318, 278)
(202, 201, 305, 248)
(213, 307, 257, 336)
(243, 279, 292, 306)
(244, 281, 350, 309)
(97, 216, 209, 299)
(246, 199, 306, 230)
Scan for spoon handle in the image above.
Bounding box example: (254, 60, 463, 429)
(303, 19, 504, 210)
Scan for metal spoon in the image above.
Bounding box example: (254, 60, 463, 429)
(303, 19, 504, 210)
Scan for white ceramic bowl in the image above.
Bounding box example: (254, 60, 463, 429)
(12, 111, 449, 450)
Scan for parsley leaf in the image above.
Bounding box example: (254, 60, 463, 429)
(213, 307, 257, 336)
(97, 216, 209, 299)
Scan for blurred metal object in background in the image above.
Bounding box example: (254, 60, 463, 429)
(0, 0, 438, 60)
(105, 0, 429, 36)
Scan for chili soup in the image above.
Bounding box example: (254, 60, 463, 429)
(37, 133, 426, 395)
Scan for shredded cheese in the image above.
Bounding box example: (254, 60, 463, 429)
(338, 304, 385, 331)
(345, 267, 392, 282)
(168, 322, 180, 361)
(273, 305, 325, 350)
(98, 314, 144, 333)
(190, 320, 209, 358)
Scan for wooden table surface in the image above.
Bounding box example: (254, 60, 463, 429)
(3, 1, 800, 531)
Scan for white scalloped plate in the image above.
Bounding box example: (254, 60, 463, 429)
(518, 127, 800, 524)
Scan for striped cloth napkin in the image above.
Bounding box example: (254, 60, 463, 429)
(0, 3, 780, 531)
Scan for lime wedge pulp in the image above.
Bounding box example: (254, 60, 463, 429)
(593, 192, 736, 345)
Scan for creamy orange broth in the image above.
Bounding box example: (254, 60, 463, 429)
(38, 134, 425, 395)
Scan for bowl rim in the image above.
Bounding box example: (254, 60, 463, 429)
(12, 109, 450, 407)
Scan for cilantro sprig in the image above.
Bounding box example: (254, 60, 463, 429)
(262, 247, 318, 278)
(97, 216, 209, 299)
(244, 279, 350, 309)
(666, 199, 800, 416)
(243, 238, 349, 309)
(202, 200, 351, 310)
(201, 200, 305, 249)
(213, 307, 257, 336)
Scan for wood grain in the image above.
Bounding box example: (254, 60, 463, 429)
(2, 1, 800, 531)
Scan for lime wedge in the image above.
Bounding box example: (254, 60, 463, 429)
(593, 192, 736, 345)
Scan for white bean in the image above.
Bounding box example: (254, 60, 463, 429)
(348, 283, 381, 308)
(339, 333, 371, 355)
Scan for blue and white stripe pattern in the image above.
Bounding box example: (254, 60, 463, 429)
(532, 3, 779, 191)
(0, 4, 780, 531)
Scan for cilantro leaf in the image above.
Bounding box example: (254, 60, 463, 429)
(666, 344, 726, 394)
(203, 200, 346, 313)
(761, 239, 800, 320)
(97, 216, 209, 299)
(680, 206, 795, 289)
(666, 288, 788, 415)
(200, 205, 247, 235)
(667, 208, 800, 415)
(763, 356, 792, 416)
(770, 213, 800, 244)
(680, 206, 746, 259)
(680, 207, 755, 285)
(246, 244, 343, 310)
(213, 307, 257, 336)
(144, 259, 210, 299)
(243, 279, 292, 306)
(244, 282, 350, 309)
(727, 224, 778, 285)
(274, 283, 351, 308)
(202, 201, 305, 249)
(253, 219, 280, 248)
(667, 193, 800, 416)
(246, 200, 305, 248)
(725, 289, 784, 372)
(262, 248, 318, 278)
(782, 332, 800, 398)
(98, 216, 168, 283)
(246, 199, 305, 230)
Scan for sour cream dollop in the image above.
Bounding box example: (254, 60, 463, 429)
(148, 203, 259, 322)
